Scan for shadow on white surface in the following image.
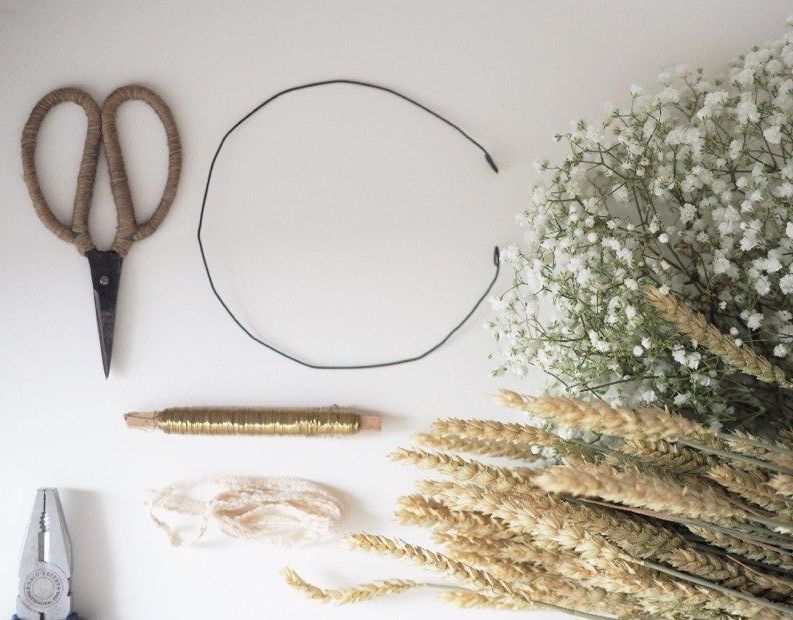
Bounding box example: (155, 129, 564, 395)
(65, 489, 115, 620)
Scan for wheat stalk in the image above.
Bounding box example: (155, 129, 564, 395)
(631, 555, 791, 618)
(496, 396, 793, 476)
(771, 474, 793, 498)
(707, 463, 793, 515)
(534, 463, 744, 524)
(429, 418, 578, 455)
(780, 428, 793, 445)
(418, 462, 793, 600)
(687, 526, 793, 571)
(421, 481, 784, 615)
(419, 479, 684, 559)
(390, 448, 534, 492)
(445, 549, 646, 617)
(395, 494, 514, 540)
(444, 549, 546, 582)
(645, 287, 792, 388)
(440, 589, 533, 610)
(346, 533, 611, 619)
(419, 472, 786, 577)
(725, 430, 790, 459)
(722, 430, 793, 472)
(441, 589, 717, 619)
(498, 390, 715, 443)
(660, 548, 759, 593)
(746, 568, 793, 598)
(619, 438, 717, 473)
(530, 515, 788, 618)
(287, 396, 793, 617)
(527, 516, 711, 606)
(282, 568, 422, 604)
(413, 432, 535, 460)
(655, 539, 793, 598)
(434, 531, 557, 567)
(415, 481, 558, 533)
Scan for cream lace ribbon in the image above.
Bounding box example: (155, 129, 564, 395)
(146, 476, 344, 547)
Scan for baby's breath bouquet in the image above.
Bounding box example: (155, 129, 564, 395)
(491, 23, 793, 431)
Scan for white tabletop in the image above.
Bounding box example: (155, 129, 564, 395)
(1, 1, 789, 618)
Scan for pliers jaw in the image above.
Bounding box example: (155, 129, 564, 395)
(15, 489, 73, 620)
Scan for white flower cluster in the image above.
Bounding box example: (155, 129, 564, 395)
(491, 25, 793, 427)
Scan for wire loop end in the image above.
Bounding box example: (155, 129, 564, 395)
(485, 153, 499, 173)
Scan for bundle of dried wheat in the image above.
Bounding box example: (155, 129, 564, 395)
(284, 391, 793, 618)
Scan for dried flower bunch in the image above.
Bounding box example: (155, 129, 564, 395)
(285, 390, 793, 618)
(490, 22, 793, 430)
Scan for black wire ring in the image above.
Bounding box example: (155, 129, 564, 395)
(198, 79, 500, 369)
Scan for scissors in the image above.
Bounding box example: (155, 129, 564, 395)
(13, 489, 79, 620)
(21, 85, 182, 377)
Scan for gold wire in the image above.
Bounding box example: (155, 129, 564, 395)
(157, 407, 361, 436)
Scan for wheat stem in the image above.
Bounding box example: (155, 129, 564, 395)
(396, 494, 512, 540)
(630, 556, 793, 616)
(282, 568, 423, 604)
(771, 474, 793, 498)
(719, 431, 793, 462)
(390, 448, 534, 492)
(413, 432, 536, 460)
(421, 480, 684, 559)
(689, 526, 793, 571)
(618, 438, 716, 473)
(429, 418, 579, 456)
(498, 390, 715, 443)
(440, 589, 533, 610)
(574, 496, 793, 552)
(533, 464, 744, 523)
(346, 533, 611, 619)
(679, 439, 793, 476)
(526, 516, 765, 616)
(707, 464, 793, 515)
(645, 286, 792, 388)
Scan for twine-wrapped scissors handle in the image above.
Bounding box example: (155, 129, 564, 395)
(102, 85, 182, 255)
(21, 87, 101, 254)
(21, 84, 182, 256)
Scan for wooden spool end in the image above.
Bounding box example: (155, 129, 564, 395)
(124, 411, 159, 430)
(359, 414, 382, 431)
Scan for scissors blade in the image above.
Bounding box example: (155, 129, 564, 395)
(86, 249, 123, 378)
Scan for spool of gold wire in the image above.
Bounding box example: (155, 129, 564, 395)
(124, 406, 381, 436)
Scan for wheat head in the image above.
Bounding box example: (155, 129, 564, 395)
(390, 448, 534, 492)
(534, 463, 744, 524)
(413, 432, 536, 460)
(498, 390, 714, 443)
(346, 533, 607, 618)
(771, 474, 793, 498)
(645, 287, 792, 388)
(282, 568, 421, 604)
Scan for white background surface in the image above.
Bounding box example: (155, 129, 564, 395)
(1, 2, 791, 618)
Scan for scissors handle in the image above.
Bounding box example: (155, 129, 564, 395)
(101, 84, 182, 256)
(21, 87, 102, 255)
(21, 85, 182, 257)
